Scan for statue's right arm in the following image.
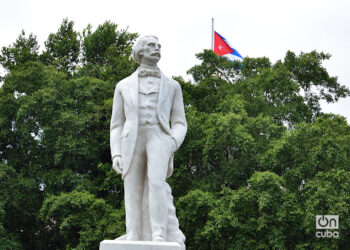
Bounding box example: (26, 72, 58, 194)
(110, 84, 125, 172)
(113, 156, 123, 174)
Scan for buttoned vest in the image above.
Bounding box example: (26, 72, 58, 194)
(138, 76, 160, 125)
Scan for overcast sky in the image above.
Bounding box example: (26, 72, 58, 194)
(1, 0, 349, 122)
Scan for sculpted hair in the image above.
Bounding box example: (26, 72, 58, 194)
(132, 35, 159, 64)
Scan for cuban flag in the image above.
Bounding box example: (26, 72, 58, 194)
(214, 31, 243, 61)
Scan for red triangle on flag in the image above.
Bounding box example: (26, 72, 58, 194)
(214, 31, 234, 56)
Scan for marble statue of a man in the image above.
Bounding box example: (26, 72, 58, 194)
(110, 35, 187, 248)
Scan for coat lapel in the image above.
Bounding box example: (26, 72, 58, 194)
(157, 72, 172, 135)
(158, 71, 169, 110)
(128, 70, 139, 107)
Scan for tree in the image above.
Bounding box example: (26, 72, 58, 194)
(80, 21, 138, 83)
(184, 172, 303, 250)
(184, 50, 349, 125)
(39, 190, 125, 249)
(0, 19, 137, 249)
(262, 114, 350, 191)
(41, 18, 80, 74)
(0, 165, 23, 250)
(176, 189, 215, 250)
(171, 49, 350, 249)
(0, 31, 39, 72)
(302, 169, 350, 249)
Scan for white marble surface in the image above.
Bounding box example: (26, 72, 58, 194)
(100, 240, 182, 250)
(109, 35, 186, 247)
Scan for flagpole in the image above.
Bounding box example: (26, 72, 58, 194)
(211, 18, 214, 50)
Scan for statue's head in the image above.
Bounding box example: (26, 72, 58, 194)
(132, 35, 161, 65)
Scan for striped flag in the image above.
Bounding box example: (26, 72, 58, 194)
(214, 31, 243, 61)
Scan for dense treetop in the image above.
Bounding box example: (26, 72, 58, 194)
(0, 19, 349, 249)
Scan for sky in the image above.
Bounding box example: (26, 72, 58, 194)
(1, 0, 349, 121)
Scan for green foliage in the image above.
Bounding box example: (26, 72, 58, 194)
(263, 114, 350, 191)
(0, 166, 23, 250)
(39, 190, 124, 249)
(1, 19, 350, 249)
(0, 30, 39, 71)
(172, 49, 350, 249)
(283, 51, 350, 103)
(301, 169, 350, 249)
(0, 202, 23, 250)
(176, 190, 215, 249)
(41, 18, 80, 74)
(0, 19, 136, 249)
(200, 172, 303, 250)
(203, 112, 256, 189)
(80, 21, 138, 83)
(0, 164, 42, 249)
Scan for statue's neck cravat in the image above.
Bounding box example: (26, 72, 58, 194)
(139, 68, 161, 78)
(138, 65, 161, 78)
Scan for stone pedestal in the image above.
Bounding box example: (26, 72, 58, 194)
(100, 240, 182, 250)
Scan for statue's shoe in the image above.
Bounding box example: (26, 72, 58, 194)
(115, 234, 127, 240)
(152, 236, 166, 242)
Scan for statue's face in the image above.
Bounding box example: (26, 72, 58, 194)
(140, 37, 161, 65)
